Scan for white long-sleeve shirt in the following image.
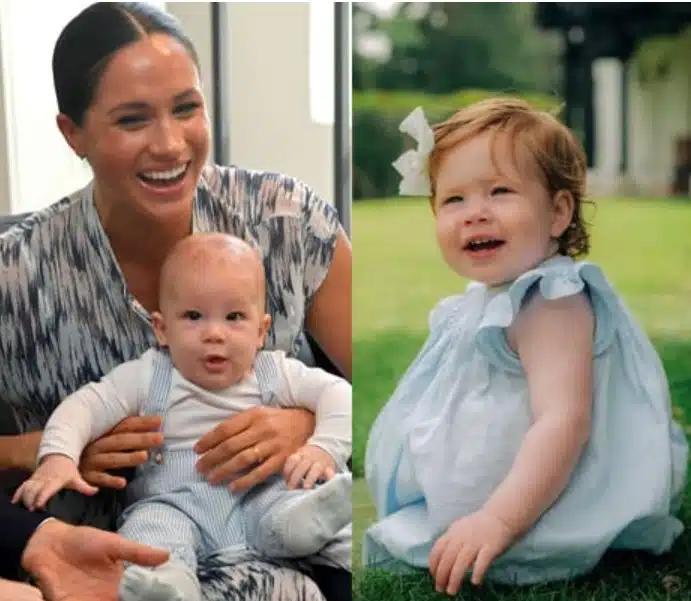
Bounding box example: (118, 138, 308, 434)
(38, 348, 351, 469)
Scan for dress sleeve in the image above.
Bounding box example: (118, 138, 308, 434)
(291, 182, 341, 304)
(474, 261, 621, 374)
(254, 172, 340, 304)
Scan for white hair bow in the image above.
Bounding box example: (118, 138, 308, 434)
(391, 106, 434, 196)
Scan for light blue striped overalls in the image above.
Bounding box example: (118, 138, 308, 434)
(118, 348, 351, 571)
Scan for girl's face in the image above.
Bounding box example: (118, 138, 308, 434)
(433, 131, 573, 286)
(58, 33, 210, 223)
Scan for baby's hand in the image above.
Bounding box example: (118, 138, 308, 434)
(283, 445, 336, 490)
(429, 509, 514, 595)
(12, 454, 99, 511)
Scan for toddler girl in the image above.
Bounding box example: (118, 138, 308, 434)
(364, 98, 687, 595)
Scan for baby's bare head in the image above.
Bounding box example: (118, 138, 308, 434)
(159, 233, 266, 313)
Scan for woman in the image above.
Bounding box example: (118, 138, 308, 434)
(0, 3, 351, 601)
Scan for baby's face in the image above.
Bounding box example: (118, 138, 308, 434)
(432, 131, 571, 286)
(153, 250, 270, 391)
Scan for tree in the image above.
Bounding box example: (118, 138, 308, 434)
(353, 2, 560, 94)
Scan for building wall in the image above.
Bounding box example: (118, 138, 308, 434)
(225, 3, 334, 202)
(591, 49, 691, 196)
(628, 54, 691, 195)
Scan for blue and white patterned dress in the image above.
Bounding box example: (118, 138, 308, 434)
(365, 256, 687, 584)
(0, 164, 341, 601)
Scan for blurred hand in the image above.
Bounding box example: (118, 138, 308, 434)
(0, 578, 44, 601)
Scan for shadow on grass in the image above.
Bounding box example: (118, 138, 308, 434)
(353, 333, 691, 600)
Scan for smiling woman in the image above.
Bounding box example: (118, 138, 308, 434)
(0, 2, 351, 601)
(54, 25, 212, 310)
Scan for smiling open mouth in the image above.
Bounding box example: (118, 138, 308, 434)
(464, 238, 505, 252)
(138, 163, 189, 187)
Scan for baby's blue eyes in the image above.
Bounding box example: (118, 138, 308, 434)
(184, 310, 202, 321)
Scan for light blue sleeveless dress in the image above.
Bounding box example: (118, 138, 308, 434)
(364, 256, 688, 584)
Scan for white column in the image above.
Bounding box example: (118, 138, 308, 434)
(591, 58, 622, 194)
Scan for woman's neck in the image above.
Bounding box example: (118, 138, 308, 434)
(95, 194, 193, 269)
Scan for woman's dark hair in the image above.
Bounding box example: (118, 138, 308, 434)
(53, 2, 200, 126)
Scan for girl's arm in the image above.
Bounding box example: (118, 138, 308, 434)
(483, 292, 594, 537)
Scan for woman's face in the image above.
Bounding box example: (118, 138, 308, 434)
(61, 33, 210, 222)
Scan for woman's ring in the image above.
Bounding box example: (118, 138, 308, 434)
(253, 445, 262, 464)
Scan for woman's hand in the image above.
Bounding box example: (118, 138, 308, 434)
(194, 406, 315, 492)
(21, 518, 169, 601)
(79, 416, 164, 489)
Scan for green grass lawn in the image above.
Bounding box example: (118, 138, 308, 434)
(352, 196, 691, 600)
